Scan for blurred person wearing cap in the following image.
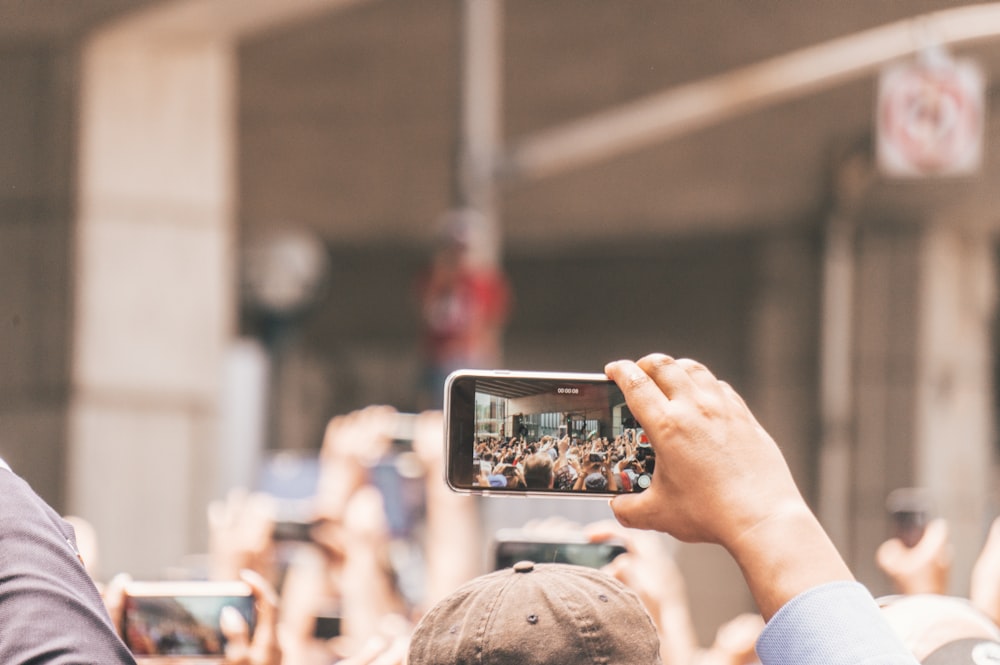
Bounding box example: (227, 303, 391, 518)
(408, 560, 662, 665)
(407, 354, 920, 665)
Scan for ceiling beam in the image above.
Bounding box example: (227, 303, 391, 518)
(502, 3, 1000, 183)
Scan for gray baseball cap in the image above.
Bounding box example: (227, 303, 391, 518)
(923, 638, 1000, 665)
(407, 561, 662, 665)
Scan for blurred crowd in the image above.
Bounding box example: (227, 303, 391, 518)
(11, 354, 1000, 665)
(69, 402, 1000, 665)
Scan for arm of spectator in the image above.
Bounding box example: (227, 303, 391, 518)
(338, 486, 408, 644)
(572, 464, 588, 491)
(221, 570, 282, 665)
(971, 516, 1000, 625)
(603, 461, 618, 492)
(604, 355, 853, 621)
(875, 518, 951, 595)
(274, 542, 338, 665)
(552, 438, 571, 472)
(696, 613, 765, 665)
(331, 625, 410, 665)
(413, 410, 481, 608)
(314, 406, 397, 524)
(586, 521, 698, 665)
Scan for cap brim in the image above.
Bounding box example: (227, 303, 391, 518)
(922, 638, 1000, 665)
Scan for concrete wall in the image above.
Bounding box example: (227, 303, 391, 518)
(0, 45, 76, 510)
(68, 27, 237, 579)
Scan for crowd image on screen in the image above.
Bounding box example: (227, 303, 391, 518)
(471, 424, 652, 493)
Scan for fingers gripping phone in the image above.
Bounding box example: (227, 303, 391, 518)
(444, 369, 652, 497)
(121, 581, 256, 658)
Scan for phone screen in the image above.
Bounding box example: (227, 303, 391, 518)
(122, 583, 255, 657)
(886, 487, 931, 548)
(445, 370, 651, 496)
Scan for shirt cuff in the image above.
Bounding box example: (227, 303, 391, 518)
(756, 580, 919, 665)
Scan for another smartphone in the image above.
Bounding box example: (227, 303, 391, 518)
(312, 612, 342, 640)
(444, 369, 651, 496)
(121, 580, 256, 658)
(886, 487, 931, 548)
(493, 529, 628, 570)
(366, 412, 427, 539)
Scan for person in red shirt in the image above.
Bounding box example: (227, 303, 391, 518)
(415, 211, 511, 408)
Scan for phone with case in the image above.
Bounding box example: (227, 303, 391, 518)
(444, 369, 652, 497)
(120, 580, 256, 659)
(492, 528, 628, 570)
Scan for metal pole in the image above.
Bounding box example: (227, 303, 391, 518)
(817, 153, 869, 551)
(459, 0, 503, 268)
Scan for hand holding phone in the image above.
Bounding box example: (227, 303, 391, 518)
(120, 580, 256, 658)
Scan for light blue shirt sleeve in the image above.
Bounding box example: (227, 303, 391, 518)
(756, 581, 920, 665)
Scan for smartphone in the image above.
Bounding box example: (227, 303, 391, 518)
(121, 580, 256, 658)
(366, 412, 426, 539)
(886, 487, 931, 548)
(493, 529, 628, 570)
(312, 613, 341, 640)
(444, 369, 651, 496)
(271, 519, 317, 543)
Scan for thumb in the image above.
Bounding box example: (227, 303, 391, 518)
(221, 605, 250, 663)
(609, 491, 653, 531)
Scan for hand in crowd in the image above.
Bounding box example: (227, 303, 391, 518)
(876, 517, 951, 595)
(207, 489, 278, 583)
(314, 405, 399, 523)
(696, 613, 765, 665)
(411, 409, 480, 608)
(221, 570, 283, 665)
(585, 520, 698, 665)
(102, 569, 281, 665)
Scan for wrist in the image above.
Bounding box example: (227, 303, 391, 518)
(728, 504, 853, 620)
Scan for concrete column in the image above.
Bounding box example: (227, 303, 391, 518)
(850, 224, 922, 590)
(68, 0, 367, 582)
(848, 222, 996, 595)
(914, 225, 996, 595)
(0, 46, 76, 509)
(70, 29, 236, 579)
(748, 232, 821, 497)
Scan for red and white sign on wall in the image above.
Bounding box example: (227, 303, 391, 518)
(876, 52, 985, 177)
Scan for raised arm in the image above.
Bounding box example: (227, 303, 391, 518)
(605, 354, 852, 618)
(605, 354, 919, 665)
